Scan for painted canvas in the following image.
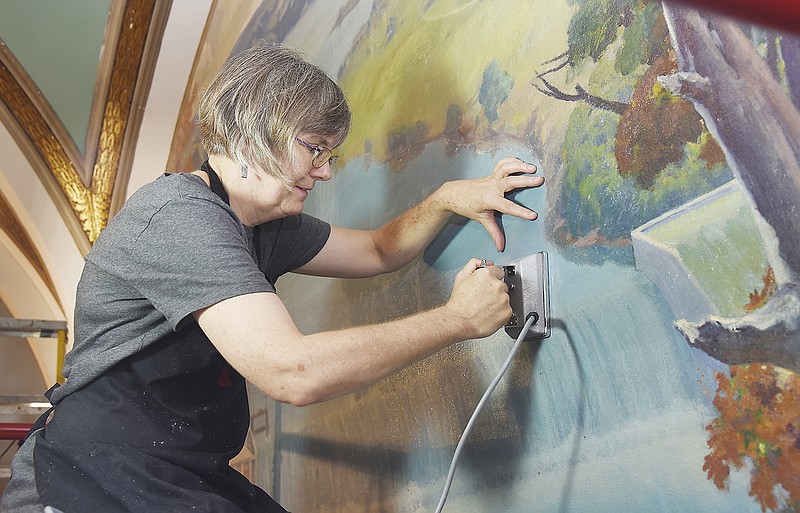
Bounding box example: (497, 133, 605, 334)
(170, 1, 800, 512)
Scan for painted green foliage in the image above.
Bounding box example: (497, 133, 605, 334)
(567, 0, 635, 64)
(553, 0, 733, 251)
(557, 102, 732, 247)
(566, 0, 668, 71)
(558, 5, 800, 511)
(478, 60, 514, 124)
(616, 1, 670, 75)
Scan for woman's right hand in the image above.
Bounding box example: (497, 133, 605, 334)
(445, 258, 512, 339)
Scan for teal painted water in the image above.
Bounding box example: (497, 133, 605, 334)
(289, 139, 762, 512)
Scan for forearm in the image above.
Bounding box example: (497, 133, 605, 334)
(370, 183, 454, 271)
(293, 184, 456, 278)
(198, 262, 509, 407)
(371, 158, 542, 268)
(264, 260, 506, 405)
(276, 303, 470, 405)
(298, 157, 542, 278)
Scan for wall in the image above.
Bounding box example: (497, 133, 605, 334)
(172, 1, 800, 512)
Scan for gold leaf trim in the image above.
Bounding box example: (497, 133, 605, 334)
(0, 0, 158, 243)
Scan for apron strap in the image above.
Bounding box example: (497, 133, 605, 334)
(25, 163, 230, 445)
(20, 382, 59, 443)
(200, 160, 230, 206)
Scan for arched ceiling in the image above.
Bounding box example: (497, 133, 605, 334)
(0, 0, 170, 251)
(0, 0, 112, 157)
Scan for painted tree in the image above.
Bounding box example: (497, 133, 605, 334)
(704, 364, 800, 511)
(536, 0, 800, 373)
(536, 0, 735, 258)
(537, 5, 800, 507)
(662, 5, 800, 374)
(637, 5, 800, 510)
(535, 0, 724, 189)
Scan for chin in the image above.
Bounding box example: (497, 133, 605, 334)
(280, 203, 305, 217)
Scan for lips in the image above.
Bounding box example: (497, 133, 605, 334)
(295, 179, 314, 192)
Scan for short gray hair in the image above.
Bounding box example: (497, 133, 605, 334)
(197, 42, 351, 179)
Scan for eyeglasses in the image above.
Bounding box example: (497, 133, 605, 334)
(295, 137, 339, 168)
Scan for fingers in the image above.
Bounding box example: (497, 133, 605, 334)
(485, 264, 505, 280)
(447, 258, 512, 339)
(491, 157, 538, 180)
(496, 197, 538, 221)
(477, 258, 495, 268)
(504, 174, 545, 191)
(461, 257, 493, 274)
(475, 259, 505, 280)
(447, 157, 543, 252)
(460, 258, 503, 278)
(489, 159, 544, 224)
(457, 258, 485, 281)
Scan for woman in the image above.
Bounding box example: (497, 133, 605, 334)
(2, 42, 544, 512)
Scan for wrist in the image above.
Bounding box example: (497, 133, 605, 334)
(437, 300, 476, 341)
(432, 181, 456, 215)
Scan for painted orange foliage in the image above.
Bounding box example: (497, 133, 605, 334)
(745, 267, 777, 313)
(705, 364, 800, 511)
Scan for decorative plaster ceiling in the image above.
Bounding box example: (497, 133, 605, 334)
(0, 0, 112, 156)
(0, 0, 170, 256)
(0, 0, 172, 392)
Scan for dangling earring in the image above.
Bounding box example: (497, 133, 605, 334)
(240, 165, 248, 178)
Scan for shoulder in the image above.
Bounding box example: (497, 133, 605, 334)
(105, 173, 236, 235)
(90, 173, 245, 264)
(123, 172, 223, 213)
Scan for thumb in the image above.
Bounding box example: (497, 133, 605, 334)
(479, 217, 506, 252)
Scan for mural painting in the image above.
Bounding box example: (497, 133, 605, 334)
(170, 0, 800, 511)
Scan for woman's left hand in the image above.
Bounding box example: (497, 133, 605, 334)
(438, 157, 544, 251)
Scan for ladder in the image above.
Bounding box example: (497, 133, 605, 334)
(0, 318, 67, 478)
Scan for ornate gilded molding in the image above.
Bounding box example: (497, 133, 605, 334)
(0, 0, 170, 250)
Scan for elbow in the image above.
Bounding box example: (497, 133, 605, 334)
(373, 249, 407, 275)
(275, 389, 319, 407)
(265, 372, 331, 407)
(371, 233, 408, 275)
(250, 347, 346, 406)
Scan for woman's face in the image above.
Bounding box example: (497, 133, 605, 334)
(236, 133, 334, 224)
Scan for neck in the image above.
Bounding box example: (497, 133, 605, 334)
(204, 154, 286, 226)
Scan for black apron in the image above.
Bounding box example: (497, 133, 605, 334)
(31, 162, 287, 512)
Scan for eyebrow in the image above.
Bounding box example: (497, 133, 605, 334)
(306, 135, 335, 149)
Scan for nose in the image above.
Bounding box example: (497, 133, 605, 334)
(310, 162, 332, 181)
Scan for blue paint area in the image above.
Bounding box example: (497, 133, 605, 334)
(294, 138, 760, 512)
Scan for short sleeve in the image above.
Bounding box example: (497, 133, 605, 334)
(250, 213, 331, 284)
(89, 192, 271, 329)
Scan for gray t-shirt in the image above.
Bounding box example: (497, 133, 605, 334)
(1, 172, 330, 511)
(53, 172, 329, 403)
